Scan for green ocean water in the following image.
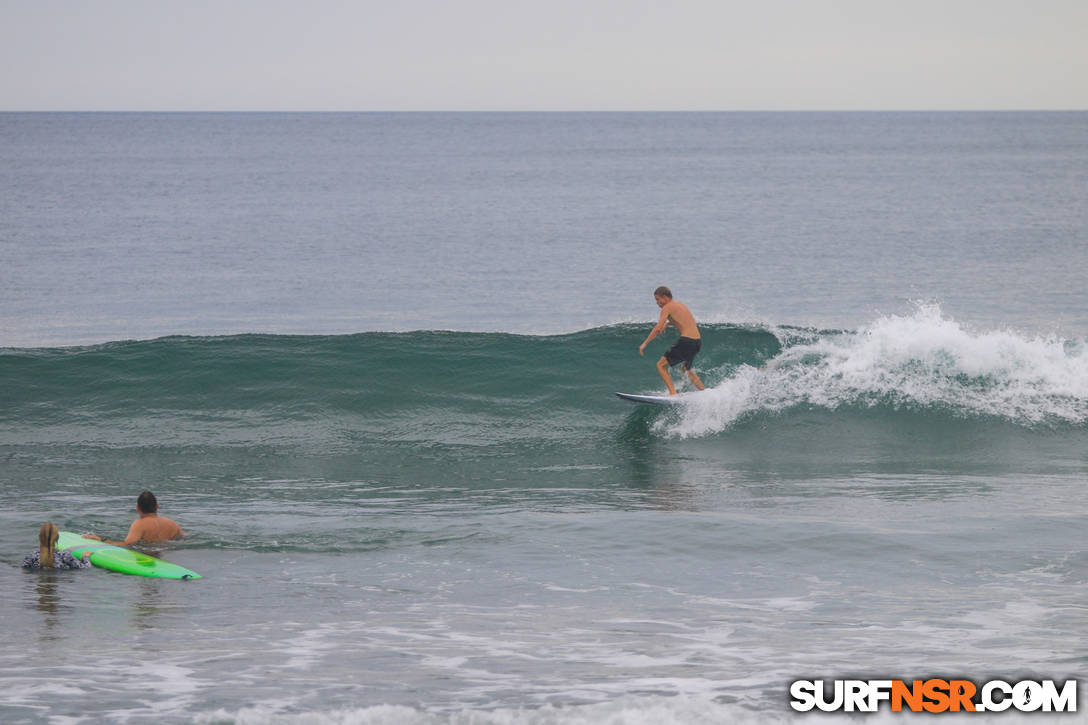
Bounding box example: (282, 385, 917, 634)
(6, 318, 1083, 505)
(3, 315, 1087, 725)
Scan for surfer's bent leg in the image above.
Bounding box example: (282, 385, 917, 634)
(656, 356, 678, 395)
(675, 338, 704, 391)
(685, 367, 705, 390)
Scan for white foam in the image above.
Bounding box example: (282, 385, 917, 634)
(194, 694, 1088, 725)
(663, 304, 1088, 437)
(194, 696, 788, 725)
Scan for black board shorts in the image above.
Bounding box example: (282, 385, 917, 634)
(664, 337, 701, 371)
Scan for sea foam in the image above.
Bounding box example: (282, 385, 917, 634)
(666, 304, 1088, 438)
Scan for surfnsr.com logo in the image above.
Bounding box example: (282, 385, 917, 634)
(789, 679, 1077, 713)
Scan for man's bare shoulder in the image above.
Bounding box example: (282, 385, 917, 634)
(132, 515, 184, 542)
(665, 300, 700, 336)
(664, 300, 694, 319)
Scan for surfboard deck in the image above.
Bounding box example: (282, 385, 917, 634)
(615, 392, 685, 406)
(57, 531, 202, 580)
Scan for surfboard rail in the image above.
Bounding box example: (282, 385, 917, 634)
(615, 391, 684, 406)
(57, 531, 202, 580)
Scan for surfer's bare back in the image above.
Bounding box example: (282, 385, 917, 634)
(638, 286, 706, 396)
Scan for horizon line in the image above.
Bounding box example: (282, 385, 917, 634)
(2, 108, 1086, 114)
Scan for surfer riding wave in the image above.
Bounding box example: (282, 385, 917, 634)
(638, 286, 706, 396)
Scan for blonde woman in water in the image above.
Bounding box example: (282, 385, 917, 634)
(22, 522, 92, 569)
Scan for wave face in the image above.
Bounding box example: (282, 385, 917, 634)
(3, 305, 1084, 448)
(2, 304, 1088, 457)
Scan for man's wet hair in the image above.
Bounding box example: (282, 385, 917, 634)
(137, 490, 158, 514)
(654, 286, 672, 299)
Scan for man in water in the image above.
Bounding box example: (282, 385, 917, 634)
(639, 286, 706, 395)
(84, 490, 185, 546)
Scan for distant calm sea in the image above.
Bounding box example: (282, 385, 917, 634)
(1, 112, 1086, 724)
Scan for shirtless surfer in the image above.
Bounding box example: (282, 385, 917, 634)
(84, 490, 185, 546)
(638, 286, 706, 396)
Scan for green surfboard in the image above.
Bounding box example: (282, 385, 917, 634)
(57, 531, 202, 580)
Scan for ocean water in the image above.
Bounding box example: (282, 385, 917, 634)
(1, 112, 1086, 724)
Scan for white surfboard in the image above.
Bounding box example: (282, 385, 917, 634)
(615, 392, 684, 406)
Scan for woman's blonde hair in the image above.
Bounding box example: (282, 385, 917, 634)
(38, 522, 59, 568)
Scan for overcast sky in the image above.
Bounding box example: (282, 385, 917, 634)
(2, 0, 1086, 111)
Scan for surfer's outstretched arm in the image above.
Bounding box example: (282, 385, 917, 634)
(639, 308, 670, 355)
